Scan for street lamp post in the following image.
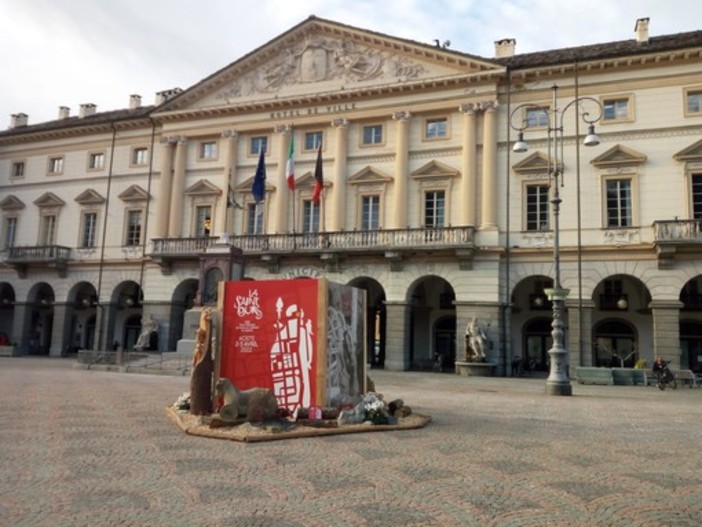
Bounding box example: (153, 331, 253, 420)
(510, 84, 603, 396)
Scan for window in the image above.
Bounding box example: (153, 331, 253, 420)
(686, 88, 702, 115)
(48, 156, 64, 174)
(199, 141, 217, 160)
(40, 215, 56, 245)
(3, 217, 17, 248)
(526, 184, 550, 231)
(302, 200, 320, 233)
(361, 195, 380, 230)
(11, 161, 24, 178)
(424, 191, 445, 228)
(246, 203, 263, 235)
(691, 174, 702, 220)
(304, 131, 323, 151)
(605, 179, 632, 227)
(81, 212, 97, 248)
(125, 210, 142, 246)
(362, 125, 383, 146)
(88, 152, 105, 170)
(526, 107, 549, 128)
(195, 206, 212, 237)
(131, 147, 149, 166)
(602, 97, 631, 122)
(425, 118, 448, 139)
(250, 136, 268, 156)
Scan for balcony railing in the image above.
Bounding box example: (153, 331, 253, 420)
(151, 226, 475, 260)
(3, 245, 71, 278)
(653, 219, 702, 242)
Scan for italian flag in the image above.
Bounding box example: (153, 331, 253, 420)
(286, 136, 295, 191)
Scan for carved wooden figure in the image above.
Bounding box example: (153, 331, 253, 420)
(190, 308, 213, 415)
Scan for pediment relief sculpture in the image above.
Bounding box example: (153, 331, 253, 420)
(213, 37, 427, 103)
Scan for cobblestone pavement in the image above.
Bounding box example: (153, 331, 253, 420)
(1, 356, 701, 527)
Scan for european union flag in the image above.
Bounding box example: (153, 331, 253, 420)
(251, 148, 266, 203)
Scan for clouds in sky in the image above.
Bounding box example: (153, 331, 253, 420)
(1, 0, 701, 125)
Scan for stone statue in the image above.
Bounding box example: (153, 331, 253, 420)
(465, 318, 487, 361)
(134, 314, 158, 351)
(214, 378, 279, 423)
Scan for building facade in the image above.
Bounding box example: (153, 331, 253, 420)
(2, 16, 702, 375)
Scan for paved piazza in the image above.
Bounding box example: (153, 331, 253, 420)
(1, 357, 701, 527)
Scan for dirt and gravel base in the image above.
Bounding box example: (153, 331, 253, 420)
(166, 406, 432, 443)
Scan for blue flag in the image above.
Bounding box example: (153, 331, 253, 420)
(251, 148, 266, 203)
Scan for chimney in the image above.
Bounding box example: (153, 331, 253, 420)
(129, 94, 142, 109)
(9, 113, 28, 129)
(155, 87, 183, 105)
(495, 38, 516, 58)
(79, 103, 97, 118)
(635, 17, 650, 43)
(58, 106, 70, 120)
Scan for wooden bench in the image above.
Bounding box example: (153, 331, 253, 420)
(574, 367, 613, 385)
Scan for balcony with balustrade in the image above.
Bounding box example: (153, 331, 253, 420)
(653, 219, 702, 269)
(2, 245, 71, 278)
(149, 226, 476, 273)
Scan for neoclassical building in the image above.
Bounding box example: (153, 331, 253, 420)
(2, 16, 702, 375)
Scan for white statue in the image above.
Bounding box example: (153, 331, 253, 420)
(134, 314, 159, 351)
(466, 318, 487, 361)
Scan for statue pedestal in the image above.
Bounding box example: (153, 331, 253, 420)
(455, 361, 497, 377)
(176, 307, 203, 354)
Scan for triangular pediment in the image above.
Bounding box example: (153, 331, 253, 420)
(512, 152, 554, 174)
(75, 189, 105, 205)
(591, 144, 647, 168)
(33, 192, 65, 208)
(349, 166, 393, 184)
(294, 171, 331, 190)
(184, 179, 222, 196)
(118, 185, 150, 202)
(412, 160, 459, 179)
(157, 16, 502, 116)
(235, 177, 276, 195)
(0, 195, 25, 211)
(674, 139, 702, 161)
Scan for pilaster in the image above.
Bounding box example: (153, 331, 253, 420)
(459, 104, 478, 227)
(155, 137, 176, 238)
(330, 118, 348, 231)
(220, 130, 238, 236)
(480, 102, 498, 228)
(168, 137, 188, 237)
(391, 111, 410, 229)
(274, 125, 291, 234)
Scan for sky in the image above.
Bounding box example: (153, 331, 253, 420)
(2, 0, 702, 127)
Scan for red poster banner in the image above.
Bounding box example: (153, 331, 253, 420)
(220, 279, 320, 412)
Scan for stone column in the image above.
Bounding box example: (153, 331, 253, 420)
(566, 299, 594, 367)
(10, 303, 29, 354)
(330, 119, 349, 232)
(219, 130, 238, 236)
(168, 137, 188, 238)
(651, 300, 682, 368)
(459, 104, 478, 226)
(480, 102, 498, 228)
(383, 301, 410, 371)
(154, 137, 175, 238)
(391, 111, 410, 229)
(273, 125, 291, 234)
(49, 303, 68, 357)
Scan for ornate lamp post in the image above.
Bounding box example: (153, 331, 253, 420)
(510, 84, 603, 396)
